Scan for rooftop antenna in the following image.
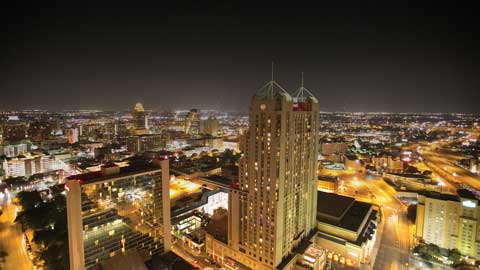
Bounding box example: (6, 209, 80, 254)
(255, 61, 290, 99)
(292, 71, 318, 103)
(271, 61, 274, 82)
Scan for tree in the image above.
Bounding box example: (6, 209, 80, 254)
(448, 249, 461, 264)
(0, 250, 7, 261)
(16, 191, 42, 210)
(407, 204, 417, 223)
(15, 193, 69, 270)
(37, 243, 69, 270)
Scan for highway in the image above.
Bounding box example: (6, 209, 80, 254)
(0, 195, 34, 270)
(420, 144, 480, 191)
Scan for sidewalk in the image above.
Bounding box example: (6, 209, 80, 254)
(363, 207, 386, 270)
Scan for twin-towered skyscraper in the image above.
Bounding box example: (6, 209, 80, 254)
(228, 76, 320, 269)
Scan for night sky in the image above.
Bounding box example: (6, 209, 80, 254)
(2, 3, 480, 113)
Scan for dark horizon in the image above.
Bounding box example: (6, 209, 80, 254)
(2, 3, 480, 113)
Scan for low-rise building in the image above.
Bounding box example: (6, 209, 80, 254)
(372, 156, 403, 173)
(383, 172, 439, 191)
(315, 191, 378, 267)
(317, 175, 339, 193)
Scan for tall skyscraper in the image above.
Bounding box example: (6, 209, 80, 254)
(183, 109, 200, 135)
(67, 128, 79, 144)
(132, 102, 148, 135)
(229, 77, 319, 270)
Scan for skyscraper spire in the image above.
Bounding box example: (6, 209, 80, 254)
(292, 72, 318, 103)
(271, 61, 274, 82)
(255, 62, 290, 100)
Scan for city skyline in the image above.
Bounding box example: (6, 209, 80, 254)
(2, 3, 480, 113)
(2, 4, 480, 270)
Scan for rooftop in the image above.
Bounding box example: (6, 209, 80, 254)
(457, 189, 477, 200)
(101, 249, 148, 270)
(255, 80, 291, 101)
(316, 191, 355, 220)
(317, 191, 372, 232)
(147, 251, 197, 270)
(67, 160, 161, 185)
(419, 190, 460, 201)
(205, 209, 228, 244)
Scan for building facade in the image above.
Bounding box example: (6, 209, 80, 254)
(66, 160, 171, 270)
(227, 79, 319, 270)
(184, 109, 200, 135)
(126, 134, 165, 153)
(200, 115, 219, 136)
(416, 189, 480, 258)
(132, 103, 148, 135)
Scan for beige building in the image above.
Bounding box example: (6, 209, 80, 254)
(416, 189, 480, 258)
(212, 78, 320, 270)
(183, 109, 200, 135)
(132, 102, 148, 135)
(66, 160, 171, 270)
(372, 156, 403, 173)
(200, 115, 219, 136)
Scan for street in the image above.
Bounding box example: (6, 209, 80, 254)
(330, 169, 412, 270)
(171, 241, 218, 270)
(0, 197, 33, 270)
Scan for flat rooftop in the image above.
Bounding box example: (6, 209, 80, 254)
(67, 161, 161, 185)
(457, 189, 477, 200)
(205, 210, 228, 244)
(147, 251, 197, 270)
(316, 191, 355, 219)
(317, 191, 372, 232)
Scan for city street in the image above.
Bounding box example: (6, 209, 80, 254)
(0, 197, 33, 270)
(171, 241, 218, 270)
(327, 169, 412, 270)
(373, 205, 411, 270)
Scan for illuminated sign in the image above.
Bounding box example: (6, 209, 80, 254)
(462, 200, 476, 208)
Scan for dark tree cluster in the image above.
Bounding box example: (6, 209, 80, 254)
(15, 191, 69, 270)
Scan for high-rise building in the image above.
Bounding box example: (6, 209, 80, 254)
(183, 109, 200, 135)
(67, 128, 79, 144)
(416, 189, 480, 258)
(126, 133, 165, 153)
(228, 78, 319, 270)
(200, 115, 219, 136)
(1, 152, 53, 177)
(132, 103, 148, 135)
(66, 160, 171, 270)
